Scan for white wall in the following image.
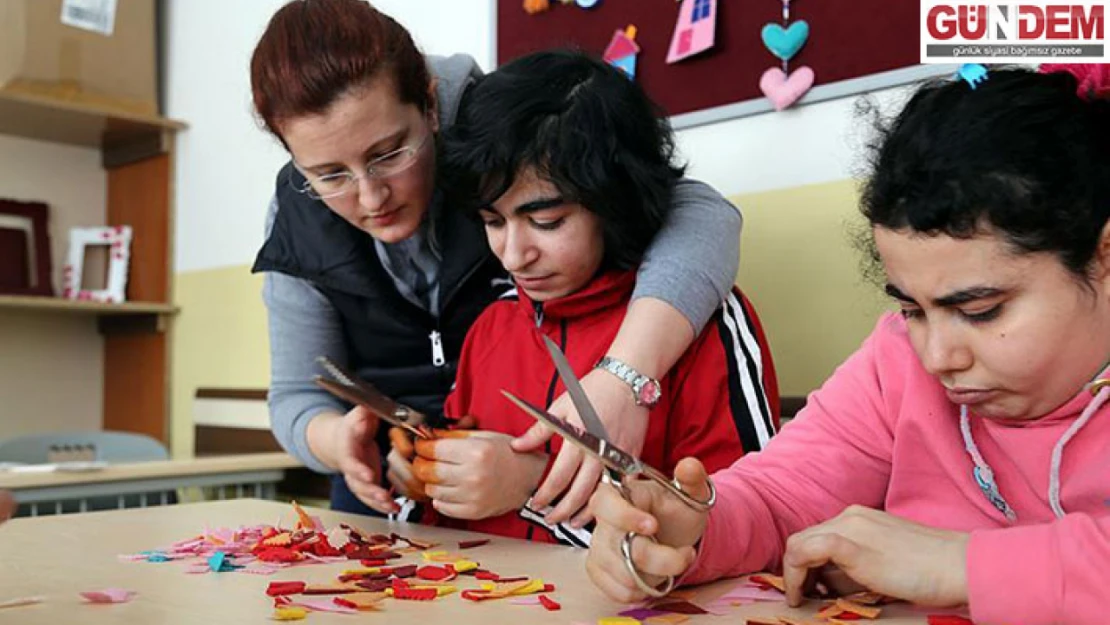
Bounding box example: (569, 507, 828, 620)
(165, 0, 496, 273)
(0, 134, 107, 438)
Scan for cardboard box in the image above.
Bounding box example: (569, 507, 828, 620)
(0, 0, 158, 116)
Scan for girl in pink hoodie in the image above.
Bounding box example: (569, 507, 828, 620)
(586, 65, 1110, 625)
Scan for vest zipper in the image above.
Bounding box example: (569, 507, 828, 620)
(429, 330, 446, 367)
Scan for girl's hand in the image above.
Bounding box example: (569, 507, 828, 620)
(586, 458, 711, 603)
(782, 506, 969, 608)
(414, 432, 548, 520)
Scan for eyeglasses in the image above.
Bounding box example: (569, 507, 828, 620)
(291, 132, 432, 200)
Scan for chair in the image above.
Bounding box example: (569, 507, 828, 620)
(0, 431, 169, 464)
(0, 431, 174, 516)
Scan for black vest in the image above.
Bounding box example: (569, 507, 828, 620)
(252, 163, 508, 424)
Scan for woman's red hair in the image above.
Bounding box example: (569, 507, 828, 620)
(250, 0, 431, 141)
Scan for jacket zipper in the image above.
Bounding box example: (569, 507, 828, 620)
(428, 329, 446, 367)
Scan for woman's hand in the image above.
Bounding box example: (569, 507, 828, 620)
(587, 458, 711, 603)
(414, 432, 548, 520)
(512, 368, 649, 526)
(327, 406, 397, 515)
(782, 506, 969, 608)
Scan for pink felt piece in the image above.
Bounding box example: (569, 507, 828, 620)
(759, 66, 815, 111)
(719, 584, 785, 602)
(292, 599, 358, 614)
(80, 589, 136, 604)
(509, 596, 543, 605)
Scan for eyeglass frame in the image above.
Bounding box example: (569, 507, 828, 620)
(288, 129, 433, 200)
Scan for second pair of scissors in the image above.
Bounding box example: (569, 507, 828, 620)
(501, 336, 715, 598)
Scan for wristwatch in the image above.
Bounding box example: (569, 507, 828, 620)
(595, 357, 662, 408)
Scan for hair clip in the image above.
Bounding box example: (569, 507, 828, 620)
(957, 63, 989, 90)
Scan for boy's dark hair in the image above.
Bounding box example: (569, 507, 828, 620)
(861, 67, 1110, 280)
(441, 49, 685, 272)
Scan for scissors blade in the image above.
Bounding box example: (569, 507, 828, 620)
(501, 389, 636, 475)
(313, 357, 430, 439)
(541, 335, 610, 442)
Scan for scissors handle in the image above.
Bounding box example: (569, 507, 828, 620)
(603, 470, 716, 599)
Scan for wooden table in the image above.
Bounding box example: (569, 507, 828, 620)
(0, 453, 301, 514)
(0, 499, 937, 623)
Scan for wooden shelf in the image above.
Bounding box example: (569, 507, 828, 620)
(0, 295, 177, 316)
(0, 89, 186, 166)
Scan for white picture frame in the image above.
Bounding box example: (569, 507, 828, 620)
(63, 226, 133, 303)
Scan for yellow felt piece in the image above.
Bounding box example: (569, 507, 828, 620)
(264, 532, 292, 547)
(452, 559, 479, 572)
(271, 606, 308, 621)
(341, 568, 382, 576)
(833, 598, 882, 619)
(422, 551, 466, 563)
(599, 618, 641, 625)
(291, 501, 315, 530)
(480, 579, 536, 595)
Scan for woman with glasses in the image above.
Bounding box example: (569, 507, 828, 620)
(249, 0, 749, 521)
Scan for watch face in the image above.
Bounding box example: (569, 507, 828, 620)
(638, 380, 661, 406)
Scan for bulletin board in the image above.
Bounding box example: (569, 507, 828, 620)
(496, 0, 954, 129)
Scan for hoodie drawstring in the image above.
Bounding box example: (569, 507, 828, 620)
(960, 380, 1110, 522)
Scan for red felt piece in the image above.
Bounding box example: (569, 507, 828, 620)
(416, 566, 454, 581)
(392, 587, 438, 601)
(355, 579, 392, 593)
(927, 617, 974, 625)
(265, 581, 306, 597)
(334, 598, 357, 609)
(459, 539, 490, 549)
(391, 564, 418, 578)
(474, 570, 500, 581)
(360, 559, 387, 567)
(538, 595, 561, 611)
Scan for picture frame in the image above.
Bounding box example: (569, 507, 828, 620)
(0, 199, 53, 297)
(63, 226, 133, 304)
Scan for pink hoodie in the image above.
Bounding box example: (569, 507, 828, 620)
(683, 313, 1110, 625)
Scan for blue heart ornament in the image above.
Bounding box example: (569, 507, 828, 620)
(761, 21, 809, 62)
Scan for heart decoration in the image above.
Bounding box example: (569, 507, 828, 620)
(760, 20, 809, 62)
(759, 66, 816, 111)
(758, 0, 814, 112)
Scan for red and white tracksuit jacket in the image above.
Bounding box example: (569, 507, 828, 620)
(425, 270, 779, 545)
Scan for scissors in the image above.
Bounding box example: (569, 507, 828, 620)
(313, 356, 433, 440)
(500, 336, 716, 598)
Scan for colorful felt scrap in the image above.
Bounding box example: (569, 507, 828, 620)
(927, 617, 974, 625)
(620, 608, 666, 620)
(748, 574, 786, 592)
(599, 618, 642, 625)
(271, 606, 307, 621)
(79, 588, 136, 604)
(452, 559, 479, 573)
(644, 614, 690, 625)
(208, 551, 242, 573)
(650, 600, 708, 615)
(416, 565, 456, 581)
(391, 587, 439, 601)
(538, 594, 561, 611)
(265, 581, 306, 597)
(458, 539, 490, 549)
(302, 584, 359, 595)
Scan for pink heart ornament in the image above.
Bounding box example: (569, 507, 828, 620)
(759, 66, 815, 111)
